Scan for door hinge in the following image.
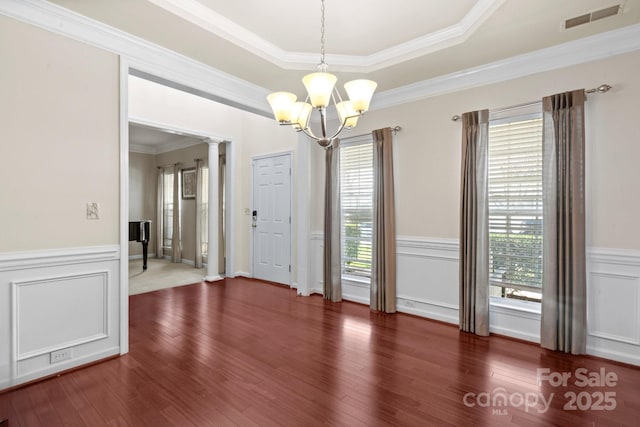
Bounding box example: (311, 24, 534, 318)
(289, 168, 291, 176)
(289, 265, 291, 272)
(289, 216, 291, 224)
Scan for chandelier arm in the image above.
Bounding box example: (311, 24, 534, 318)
(328, 112, 363, 141)
(298, 126, 320, 141)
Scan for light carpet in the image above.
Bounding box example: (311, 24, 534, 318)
(129, 258, 206, 295)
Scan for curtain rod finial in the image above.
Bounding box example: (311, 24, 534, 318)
(586, 84, 612, 94)
(452, 115, 461, 122)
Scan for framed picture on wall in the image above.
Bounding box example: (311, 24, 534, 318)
(182, 168, 196, 199)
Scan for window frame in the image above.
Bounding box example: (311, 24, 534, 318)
(488, 106, 544, 303)
(339, 134, 374, 283)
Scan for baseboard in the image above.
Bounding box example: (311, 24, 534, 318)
(12, 347, 120, 388)
(396, 295, 459, 325)
(128, 253, 157, 260)
(586, 345, 640, 367)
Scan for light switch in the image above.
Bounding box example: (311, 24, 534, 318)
(87, 202, 99, 220)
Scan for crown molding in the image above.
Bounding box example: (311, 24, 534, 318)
(148, 0, 505, 72)
(372, 22, 640, 110)
(2, 1, 640, 118)
(0, 0, 271, 116)
(129, 138, 206, 155)
(129, 143, 157, 155)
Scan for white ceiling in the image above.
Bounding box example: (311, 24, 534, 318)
(129, 124, 204, 153)
(44, 0, 640, 146)
(49, 0, 640, 94)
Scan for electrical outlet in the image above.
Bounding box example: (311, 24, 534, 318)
(50, 348, 73, 364)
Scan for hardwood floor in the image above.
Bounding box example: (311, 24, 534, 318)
(1, 277, 639, 426)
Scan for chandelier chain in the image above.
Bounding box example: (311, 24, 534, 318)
(320, 0, 326, 66)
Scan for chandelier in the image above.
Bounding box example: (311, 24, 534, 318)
(266, 0, 377, 148)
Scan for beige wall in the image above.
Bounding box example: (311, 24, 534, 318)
(311, 51, 640, 251)
(0, 16, 120, 252)
(128, 152, 157, 256)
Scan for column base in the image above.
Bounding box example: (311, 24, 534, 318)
(204, 275, 223, 282)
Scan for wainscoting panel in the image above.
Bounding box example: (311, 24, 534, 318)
(308, 233, 640, 365)
(0, 246, 121, 390)
(396, 236, 459, 324)
(587, 248, 640, 365)
(13, 271, 109, 360)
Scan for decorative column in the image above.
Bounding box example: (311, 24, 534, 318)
(205, 139, 222, 282)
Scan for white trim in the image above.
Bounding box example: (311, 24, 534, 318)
(588, 247, 640, 266)
(295, 133, 312, 295)
(224, 140, 236, 278)
(0, 245, 120, 272)
(396, 235, 459, 258)
(147, 0, 505, 72)
(130, 139, 205, 155)
(128, 143, 158, 155)
(129, 116, 229, 143)
(396, 295, 459, 325)
(119, 59, 130, 356)
(372, 23, 640, 110)
(585, 346, 640, 367)
(2, 1, 640, 118)
(204, 139, 222, 283)
(12, 347, 121, 387)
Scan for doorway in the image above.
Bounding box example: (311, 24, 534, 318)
(251, 152, 292, 285)
(128, 122, 230, 293)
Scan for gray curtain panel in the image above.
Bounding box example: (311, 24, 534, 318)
(171, 164, 182, 263)
(156, 167, 164, 259)
(194, 159, 203, 269)
(371, 127, 397, 313)
(459, 110, 490, 336)
(541, 89, 587, 354)
(324, 138, 342, 302)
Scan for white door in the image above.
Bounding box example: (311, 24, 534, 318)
(252, 153, 291, 285)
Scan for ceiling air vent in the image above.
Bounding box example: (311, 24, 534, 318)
(564, 4, 622, 29)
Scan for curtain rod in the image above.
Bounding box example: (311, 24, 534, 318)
(340, 126, 402, 140)
(450, 84, 612, 122)
(157, 162, 181, 169)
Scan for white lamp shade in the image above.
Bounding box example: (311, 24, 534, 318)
(302, 72, 337, 108)
(336, 101, 359, 129)
(344, 79, 377, 112)
(290, 102, 312, 129)
(267, 92, 297, 122)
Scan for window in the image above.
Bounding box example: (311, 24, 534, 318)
(488, 112, 543, 303)
(201, 166, 209, 256)
(340, 137, 373, 279)
(163, 170, 174, 248)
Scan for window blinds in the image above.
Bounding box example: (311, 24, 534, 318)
(488, 117, 543, 290)
(340, 140, 373, 278)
